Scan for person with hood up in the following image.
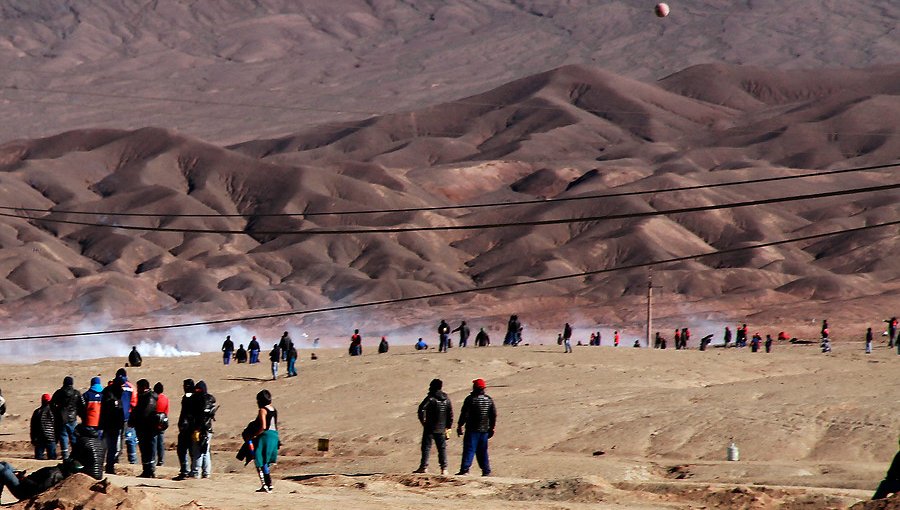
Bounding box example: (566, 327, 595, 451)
(50, 376, 85, 460)
(129, 379, 159, 478)
(71, 423, 105, 480)
(154, 382, 168, 467)
(269, 344, 281, 380)
(82, 377, 103, 429)
(456, 378, 497, 476)
(378, 336, 389, 354)
(0, 458, 84, 502)
(279, 331, 292, 361)
(235, 344, 248, 363)
(286, 342, 298, 377)
(475, 328, 490, 347)
(128, 346, 142, 367)
(248, 336, 261, 364)
(438, 320, 451, 352)
(222, 336, 235, 365)
(115, 368, 138, 465)
(189, 380, 217, 479)
(173, 379, 194, 481)
(414, 379, 453, 475)
(30, 394, 57, 460)
(99, 374, 125, 474)
(249, 389, 279, 493)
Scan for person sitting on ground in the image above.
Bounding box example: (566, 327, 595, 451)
(30, 394, 57, 460)
(475, 328, 490, 347)
(128, 346, 142, 367)
(378, 336, 389, 354)
(0, 458, 84, 502)
(415, 338, 428, 350)
(235, 344, 248, 363)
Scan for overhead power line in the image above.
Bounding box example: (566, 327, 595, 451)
(7, 180, 900, 235)
(0, 161, 895, 219)
(1, 216, 898, 342)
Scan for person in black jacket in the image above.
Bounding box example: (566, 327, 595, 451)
(128, 346, 142, 367)
(235, 344, 248, 363)
(188, 381, 217, 479)
(269, 345, 281, 380)
(456, 378, 497, 476)
(438, 320, 451, 352)
(452, 321, 470, 348)
(173, 379, 194, 481)
(99, 375, 125, 475)
(129, 379, 159, 478)
(0, 458, 83, 502)
(30, 394, 57, 460)
(414, 379, 453, 475)
(71, 423, 105, 480)
(873, 437, 900, 499)
(222, 336, 235, 365)
(248, 336, 260, 364)
(279, 331, 292, 361)
(378, 336, 389, 354)
(50, 376, 85, 460)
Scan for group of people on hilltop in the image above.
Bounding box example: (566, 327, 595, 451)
(221, 332, 299, 380)
(414, 378, 497, 477)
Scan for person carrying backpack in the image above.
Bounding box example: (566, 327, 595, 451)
(414, 379, 453, 475)
(189, 381, 217, 479)
(50, 376, 85, 460)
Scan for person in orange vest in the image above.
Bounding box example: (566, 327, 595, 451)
(82, 377, 104, 428)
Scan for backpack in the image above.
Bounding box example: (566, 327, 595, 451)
(156, 412, 169, 432)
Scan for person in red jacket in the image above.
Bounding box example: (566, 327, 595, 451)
(154, 382, 169, 467)
(82, 377, 103, 428)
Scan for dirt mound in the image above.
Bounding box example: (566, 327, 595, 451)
(5, 474, 190, 510)
(619, 482, 853, 510)
(851, 494, 900, 510)
(498, 476, 613, 503)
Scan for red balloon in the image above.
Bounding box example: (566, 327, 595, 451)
(655, 3, 670, 17)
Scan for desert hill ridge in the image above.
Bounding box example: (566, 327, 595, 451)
(0, 62, 896, 346)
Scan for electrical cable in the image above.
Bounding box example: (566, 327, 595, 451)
(6, 180, 900, 235)
(1, 215, 897, 341)
(0, 161, 895, 219)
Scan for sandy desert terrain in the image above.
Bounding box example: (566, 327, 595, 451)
(0, 341, 898, 509)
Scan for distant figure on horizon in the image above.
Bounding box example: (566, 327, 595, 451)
(821, 320, 829, 340)
(269, 345, 280, 380)
(682, 328, 690, 349)
(235, 344, 248, 363)
(452, 321, 470, 348)
(614, 331, 619, 347)
(378, 336, 389, 354)
(475, 328, 490, 347)
(723, 326, 732, 348)
(128, 347, 142, 367)
(504, 315, 521, 346)
(865, 327, 873, 354)
(750, 333, 761, 353)
(673, 329, 681, 350)
(654, 332, 662, 349)
(887, 317, 898, 348)
(222, 336, 234, 365)
(286, 342, 298, 377)
(279, 332, 292, 361)
(764, 334, 773, 353)
(633, 339, 641, 348)
(438, 320, 451, 352)
(349, 330, 362, 356)
(415, 338, 428, 350)
(562, 323, 572, 354)
(248, 336, 261, 364)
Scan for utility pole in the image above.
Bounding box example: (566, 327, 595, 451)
(646, 270, 653, 348)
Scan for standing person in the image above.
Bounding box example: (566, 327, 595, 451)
(173, 379, 194, 481)
(0, 388, 6, 426)
(682, 328, 691, 349)
(563, 323, 573, 354)
(349, 330, 362, 356)
(378, 337, 389, 354)
(414, 379, 453, 475)
(99, 375, 125, 474)
(504, 316, 519, 346)
(654, 332, 662, 349)
(438, 320, 451, 352)
(456, 379, 497, 477)
(249, 390, 279, 493)
(235, 344, 248, 363)
(750, 333, 761, 353)
(723, 326, 732, 348)
(269, 344, 281, 380)
(452, 321, 470, 348)
(279, 332, 292, 361)
(154, 382, 168, 467)
(866, 327, 873, 354)
(887, 317, 898, 348)
(821, 320, 830, 341)
(116, 368, 138, 465)
(222, 336, 235, 365)
(614, 331, 620, 347)
(189, 381, 217, 479)
(129, 379, 159, 478)
(475, 328, 490, 347)
(72, 423, 105, 480)
(764, 334, 773, 353)
(30, 394, 57, 460)
(82, 377, 103, 429)
(673, 329, 681, 350)
(128, 346, 142, 367)
(248, 336, 261, 364)
(286, 342, 298, 377)
(51, 376, 85, 460)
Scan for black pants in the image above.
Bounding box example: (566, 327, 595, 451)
(137, 430, 156, 472)
(177, 432, 191, 475)
(419, 431, 448, 469)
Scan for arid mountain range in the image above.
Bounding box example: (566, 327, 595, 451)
(0, 1, 897, 340)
